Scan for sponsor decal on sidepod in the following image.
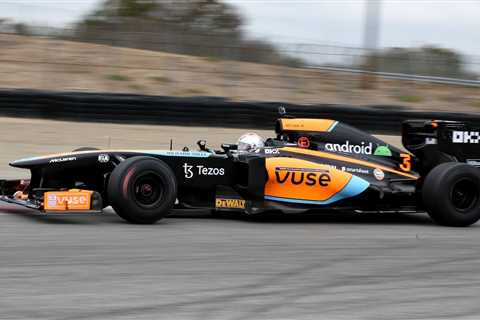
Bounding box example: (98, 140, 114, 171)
(183, 163, 225, 179)
(215, 198, 246, 209)
(325, 141, 372, 155)
(373, 168, 385, 181)
(329, 165, 369, 175)
(452, 131, 480, 144)
(264, 158, 370, 205)
(325, 140, 392, 157)
(325, 141, 392, 156)
(275, 167, 331, 187)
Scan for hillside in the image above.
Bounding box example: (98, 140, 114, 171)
(0, 34, 479, 112)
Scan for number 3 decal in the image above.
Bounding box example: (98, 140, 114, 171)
(400, 153, 412, 172)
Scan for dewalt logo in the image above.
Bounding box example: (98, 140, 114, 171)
(215, 198, 246, 209)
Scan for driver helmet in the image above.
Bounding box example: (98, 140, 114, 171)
(237, 132, 265, 152)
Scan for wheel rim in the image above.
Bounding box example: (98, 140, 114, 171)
(133, 173, 164, 207)
(450, 178, 478, 213)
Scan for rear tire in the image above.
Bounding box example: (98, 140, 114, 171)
(423, 162, 480, 227)
(108, 156, 177, 224)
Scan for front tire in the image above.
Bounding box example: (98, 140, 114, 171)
(423, 162, 480, 227)
(108, 156, 177, 224)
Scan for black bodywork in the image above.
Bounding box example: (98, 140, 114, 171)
(1, 117, 479, 220)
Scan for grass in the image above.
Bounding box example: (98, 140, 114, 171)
(396, 95, 424, 103)
(150, 76, 172, 84)
(106, 74, 131, 81)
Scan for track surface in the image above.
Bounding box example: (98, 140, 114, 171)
(1, 206, 480, 320)
(2, 118, 480, 319)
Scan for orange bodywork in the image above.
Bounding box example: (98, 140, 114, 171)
(282, 147, 419, 180)
(44, 189, 93, 211)
(279, 119, 337, 132)
(265, 157, 352, 202)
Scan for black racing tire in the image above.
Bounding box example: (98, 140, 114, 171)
(73, 147, 99, 152)
(107, 156, 177, 224)
(422, 162, 480, 227)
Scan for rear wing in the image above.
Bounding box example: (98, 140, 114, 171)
(403, 120, 480, 173)
(438, 122, 480, 163)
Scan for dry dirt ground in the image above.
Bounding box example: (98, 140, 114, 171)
(0, 117, 400, 179)
(0, 34, 479, 112)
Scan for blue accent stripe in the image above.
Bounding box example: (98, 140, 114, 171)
(143, 150, 211, 158)
(265, 175, 369, 205)
(327, 121, 339, 132)
(14, 150, 212, 164)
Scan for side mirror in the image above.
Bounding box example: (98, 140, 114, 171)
(197, 140, 207, 151)
(221, 144, 237, 158)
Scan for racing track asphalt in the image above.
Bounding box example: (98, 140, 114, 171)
(1, 118, 480, 319)
(1, 205, 480, 320)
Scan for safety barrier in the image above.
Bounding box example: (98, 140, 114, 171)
(0, 89, 478, 134)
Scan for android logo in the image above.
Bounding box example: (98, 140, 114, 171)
(374, 145, 392, 157)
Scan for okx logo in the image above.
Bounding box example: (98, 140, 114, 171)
(452, 131, 480, 144)
(275, 167, 331, 187)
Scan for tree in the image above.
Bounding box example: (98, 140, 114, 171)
(74, 0, 303, 66)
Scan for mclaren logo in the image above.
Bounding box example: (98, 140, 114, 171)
(275, 167, 331, 187)
(215, 198, 246, 209)
(49, 156, 76, 164)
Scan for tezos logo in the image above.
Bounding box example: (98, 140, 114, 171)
(183, 163, 225, 179)
(183, 164, 194, 178)
(275, 167, 331, 187)
(325, 141, 373, 155)
(452, 131, 480, 144)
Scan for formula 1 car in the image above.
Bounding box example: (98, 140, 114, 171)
(2, 110, 480, 226)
